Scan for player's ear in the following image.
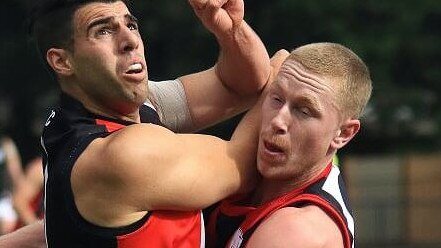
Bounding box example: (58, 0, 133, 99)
(46, 48, 74, 76)
(331, 119, 360, 149)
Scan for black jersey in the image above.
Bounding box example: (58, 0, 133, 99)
(41, 93, 205, 248)
(207, 163, 354, 248)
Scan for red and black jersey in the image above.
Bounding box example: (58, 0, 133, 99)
(41, 93, 205, 248)
(207, 163, 354, 248)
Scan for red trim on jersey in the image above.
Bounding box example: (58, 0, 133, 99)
(117, 210, 203, 248)
(207, 198, 256, 248)
(294, 194, 352, 248)
(226, 163, 352, 248)
(235, 193, 351, 248)
(96, 119, 126, 132)
(219, 196, 256, 216)
(214, 163, 351, 248)
(239, 163, 332, 231)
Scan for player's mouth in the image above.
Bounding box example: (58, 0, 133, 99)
(122, 62, 146, 82)
(126, 63, 143, 74)
(259, 139, 288, 164)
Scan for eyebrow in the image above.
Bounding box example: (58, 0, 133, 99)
(274, 81, 323, 111)
(298, 96, 322, 111)
(126, 14, 138, 24)
(86, 14, 138, 34)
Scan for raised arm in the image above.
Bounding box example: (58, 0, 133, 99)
(177, 0, 270, 130)
(70, 50, 288, 228)
(227, 49, 289, 169)
(188, 0, 270, 94)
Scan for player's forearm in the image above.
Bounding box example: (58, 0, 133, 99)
(230, 93, 263, 152)
(227, 95, 265, 194)
(2, 138, 24, 187)
(215, 21, 270, 95)
(0, 220, 45, 248)
(13, 201, 39, 225)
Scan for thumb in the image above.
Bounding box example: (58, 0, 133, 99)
(188, 0, 208, 10)
(268, 49, 290, 83)
(270, 49, 290, 71)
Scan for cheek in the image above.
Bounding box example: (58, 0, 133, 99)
(260, 110, 277, 131)
(78, 53, 114, 76)
(290, 125, 330, 155)
(77, 43, 115, 62)
(138, 38, 145, 51)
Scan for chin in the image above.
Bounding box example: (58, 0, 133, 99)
(133, 95, 148, 107)
(257, 161, 277, 178)
(131, 87, 148, 101)
(257, 162, 291, 181)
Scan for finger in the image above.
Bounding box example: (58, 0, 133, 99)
(189, 0, 227, 10)
(188, 0, 208, 10)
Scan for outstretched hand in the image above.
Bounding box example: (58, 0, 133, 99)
(188, 0, 244, 35)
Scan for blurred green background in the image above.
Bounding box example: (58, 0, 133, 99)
(0, 1, 440, 247)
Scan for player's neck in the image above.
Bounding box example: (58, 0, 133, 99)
(252, 164, 327, 205)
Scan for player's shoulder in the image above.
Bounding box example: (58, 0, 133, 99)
(91, 122, 172, 163)
(247, 205, 343, 248)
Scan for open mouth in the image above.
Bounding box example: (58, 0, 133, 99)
(126, 63, 143, 74)
(260, 139, 287, 164)
(264, 141, 284, 154)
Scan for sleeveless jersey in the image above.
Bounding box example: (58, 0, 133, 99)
(207, 163, 354, 248)
(41, 93, 205, 248)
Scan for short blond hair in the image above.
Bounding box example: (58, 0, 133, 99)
(289, 42, 372, 118)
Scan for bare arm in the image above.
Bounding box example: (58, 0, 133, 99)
(13, 157, 44, 225)
(1, 137, 24, 189)
(246, 206, 344, 248)
(123, 50, 287, 211)
(71, 123, 258, 227)
(226, 48, 289, 166)
(70, 50, 288, 228)
(178, 0, 270, 130)
(0, 220, 45, 248)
